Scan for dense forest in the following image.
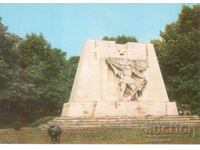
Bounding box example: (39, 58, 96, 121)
(0, 4, 199, 127)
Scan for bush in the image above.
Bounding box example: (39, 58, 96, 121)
(30, 116, 54, 127)
(12, 121, 23, 131)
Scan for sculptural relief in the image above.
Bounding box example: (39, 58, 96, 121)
(106, 56, 148, 102)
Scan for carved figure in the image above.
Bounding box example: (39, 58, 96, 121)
(106, 57, 148, 101)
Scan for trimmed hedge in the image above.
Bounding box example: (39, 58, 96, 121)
(30, 116, 54, 127)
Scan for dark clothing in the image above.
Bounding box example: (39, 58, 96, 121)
(48, 124, 62, 144)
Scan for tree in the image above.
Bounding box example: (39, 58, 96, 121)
(0, 18, 21, 98)
(65, 56, 79, 101)
(102, 35, 138, 44)
(0, 17, 72, 125)
(14, 33, 69, 121)
(152, 4, 200, 115)
(0, 18, 22, 125)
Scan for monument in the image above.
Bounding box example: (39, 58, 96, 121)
(61, 40, 178, 117)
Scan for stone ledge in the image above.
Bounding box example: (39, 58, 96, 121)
(62, 101, 178, 117)
(39, 116, 200, 130)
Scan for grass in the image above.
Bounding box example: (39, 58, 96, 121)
(0, 127, 200, 144)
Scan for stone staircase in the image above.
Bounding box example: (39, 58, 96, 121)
(40, 116, 200, 130)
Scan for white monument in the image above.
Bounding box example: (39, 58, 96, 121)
(61, 40, 178, 117)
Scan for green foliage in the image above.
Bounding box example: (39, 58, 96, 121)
(152, 4, 200, 115)
(29, 116, 54, 127)
(65, 56, 79, 101)
(0, 18, 79, 125)
(102, 35, 138, 44)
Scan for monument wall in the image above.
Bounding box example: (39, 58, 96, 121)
(61, 40, 178, 117)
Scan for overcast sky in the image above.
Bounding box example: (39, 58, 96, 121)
(0, 4, 190, 57)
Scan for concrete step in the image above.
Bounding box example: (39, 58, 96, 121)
(56, 116, 199, 119)
(42, 123, 200, 130)
(57, 123, 200, 127)
(39, 116, 200, 130)
(48, 121, 200, 125)
(53, 118, 200, 123)
(54, 116, 200, 121)
(55, 125, 145, 129)
(51, 119, 200, 124)
(53, 118, 200, 121)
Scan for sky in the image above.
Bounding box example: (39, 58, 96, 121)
(0, 4, 189, 57)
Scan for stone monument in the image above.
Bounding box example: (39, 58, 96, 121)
(61, 40, 178, 117)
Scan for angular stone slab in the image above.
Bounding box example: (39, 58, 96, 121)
(61, 40, 178, 117)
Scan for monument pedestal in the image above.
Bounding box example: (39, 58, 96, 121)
(42, 115, 200, 129)
(62, 101, 178, 117)
(95, 101, 178, 116)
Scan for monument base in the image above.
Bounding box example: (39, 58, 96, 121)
(61, 101, 178, 117)
(41, 115, 200, 130)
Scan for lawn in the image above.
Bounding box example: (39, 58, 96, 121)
(0, 127, 200, 144)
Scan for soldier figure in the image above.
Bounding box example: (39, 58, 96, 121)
(106, 57, 148, 102)
(120, 61, 147, 101)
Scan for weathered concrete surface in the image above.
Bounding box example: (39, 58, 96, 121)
(42, 116, 200, 130)
(61, 40, 178, 117)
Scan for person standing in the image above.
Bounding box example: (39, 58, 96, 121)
(48, 124, 62, 144)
